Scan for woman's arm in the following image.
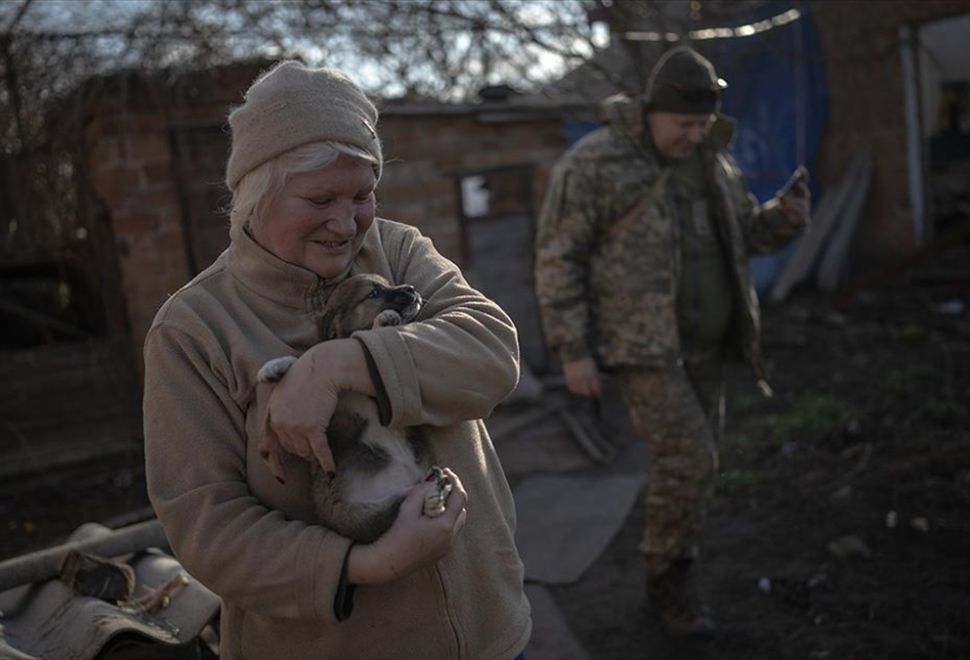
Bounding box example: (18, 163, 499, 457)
(353, 223, 522, 429)
(144, 322, 353, 623)
(259, 337, 374, 477)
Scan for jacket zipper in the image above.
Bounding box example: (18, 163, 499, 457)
(434, 564, 463, 658)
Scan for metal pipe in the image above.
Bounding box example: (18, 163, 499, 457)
(0, 519, 168, 594)
(900, 24, 928, 246)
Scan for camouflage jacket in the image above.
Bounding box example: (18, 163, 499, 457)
(535, 95, 803, 382)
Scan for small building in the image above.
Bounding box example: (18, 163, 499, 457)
(79, 62, 593, 374)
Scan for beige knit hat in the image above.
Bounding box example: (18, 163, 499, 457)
(225, 61, 382, 191)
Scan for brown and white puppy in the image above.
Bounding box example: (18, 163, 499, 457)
(257, 273, 451, 543)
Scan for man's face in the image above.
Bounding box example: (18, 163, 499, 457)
(647, 111, 715, 160)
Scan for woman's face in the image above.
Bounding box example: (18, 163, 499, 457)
(254, 153, 377, 280)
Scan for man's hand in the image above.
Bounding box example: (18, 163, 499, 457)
(347, 468, 468, 584)
(563, 357, 602, 399)
(778, 165, 811, 229)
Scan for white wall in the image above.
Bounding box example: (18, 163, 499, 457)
(919, 12, 970, 137)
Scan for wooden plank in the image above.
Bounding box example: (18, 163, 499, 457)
(769, 151, 870, 302)
(817, 155, 873, 290)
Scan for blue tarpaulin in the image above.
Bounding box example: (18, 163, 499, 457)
(710, 1, 829, 294)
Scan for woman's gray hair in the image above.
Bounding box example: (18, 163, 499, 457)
(229, 140, 378, 234)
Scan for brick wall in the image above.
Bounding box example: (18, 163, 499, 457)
(811, 0, 970, 270)
(82, 2, 970, 362)
(82, 63, 264, 356)
(81, 65, 573, 363)
(379, 111, 567, 263)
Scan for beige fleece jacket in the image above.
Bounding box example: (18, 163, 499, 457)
(143, 218, 531, 659)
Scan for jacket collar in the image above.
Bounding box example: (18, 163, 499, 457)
(226, 223, 358, 311)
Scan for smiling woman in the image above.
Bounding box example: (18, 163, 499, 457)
(247, 150, 377, 280)
(142, 60, 531, 659)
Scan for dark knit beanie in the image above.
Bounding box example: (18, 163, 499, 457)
(644, 46, 727, 114)
(226, 61, 382, 191)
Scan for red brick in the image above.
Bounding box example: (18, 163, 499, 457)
(130, 134, 172, 165)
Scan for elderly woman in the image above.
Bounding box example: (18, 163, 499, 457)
(143, 61, 531, 659)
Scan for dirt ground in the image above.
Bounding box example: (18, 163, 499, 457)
(2, 250, 969, 659)
(548, 255, 970, 659)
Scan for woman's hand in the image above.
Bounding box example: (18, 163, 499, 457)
(260, 338, 375, 482)
(347, 468, 468, 584)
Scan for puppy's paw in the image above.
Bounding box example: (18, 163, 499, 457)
(422, 465, 453, 518)
(374, 310, 403, 328)
(257, 356, 298, 383)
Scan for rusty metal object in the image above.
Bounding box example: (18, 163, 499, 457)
(59, 551, 135, 604)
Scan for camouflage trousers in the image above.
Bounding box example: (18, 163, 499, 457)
(616, 348, 724, 577)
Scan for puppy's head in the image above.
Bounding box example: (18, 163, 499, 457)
(319, 274, 423, 340)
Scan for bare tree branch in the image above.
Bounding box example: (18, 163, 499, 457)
(2, 0, 34, 34)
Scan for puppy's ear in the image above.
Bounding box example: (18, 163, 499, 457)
(318, 310, 341, 341)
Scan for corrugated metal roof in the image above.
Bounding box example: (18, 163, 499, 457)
(0, 523, 219, 660)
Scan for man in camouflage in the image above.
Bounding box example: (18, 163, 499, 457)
(535, 45, 809, 639)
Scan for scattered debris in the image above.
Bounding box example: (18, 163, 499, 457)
(824, 311, 848, 326)
(852, 443, 873, 473)
(826, 534, 872, 559)
(898, 324, 928, 344)
(843, 418, 863, 440)
(807, 571, 832, 591)
(886, 510, 898, 529)
(910, 517, 930, 533)
(829, 485, 852, 502)
(770, 151, 872, 302)
(554, 405, 616, 464)
(136, 571, 190, 613)
(934, 298, 966, 316)
(817, 152, 873, 291)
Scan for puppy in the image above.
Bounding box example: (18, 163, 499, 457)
(257, 273, 452, 544)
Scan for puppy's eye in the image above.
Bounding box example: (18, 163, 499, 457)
(366, 286, 382, 299)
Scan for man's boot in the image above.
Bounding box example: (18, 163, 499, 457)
(646, 559, 717, 640)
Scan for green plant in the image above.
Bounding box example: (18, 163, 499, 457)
(715, 469, 758, 494)
(765, 392, 849, 440)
